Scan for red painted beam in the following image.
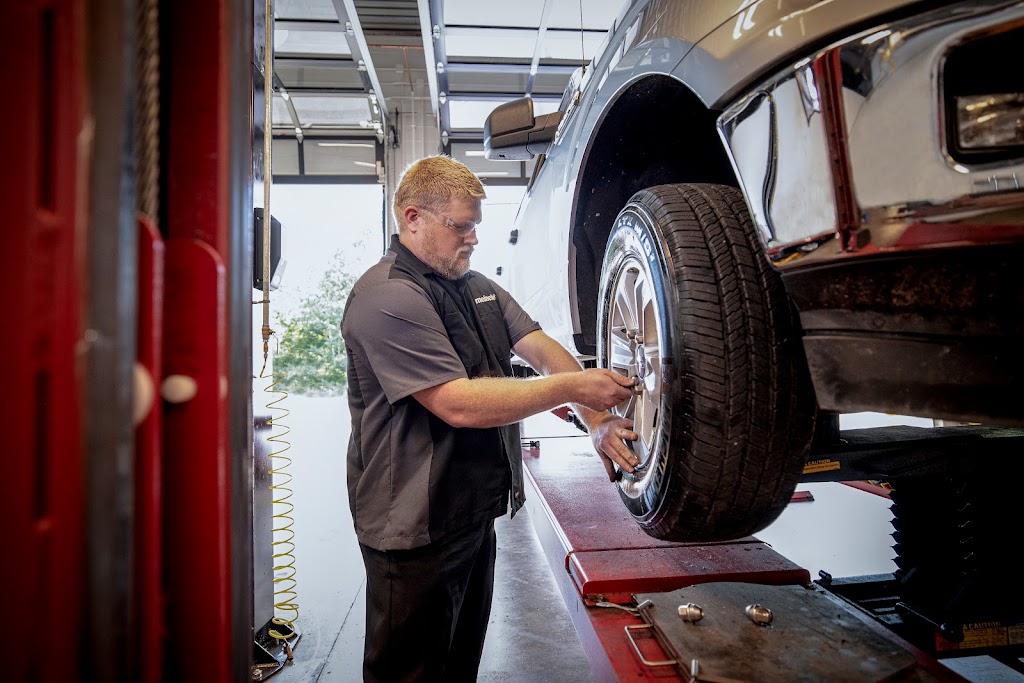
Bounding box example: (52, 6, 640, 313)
(166, 0, 231, 256)
(790, 489, 815, 503)
(568, 544, 811, 604)
(10, 2, 87, 682)
(163, 0, 241, 678)
(842, 480, 893, 499)
(163, 239, 230, 681)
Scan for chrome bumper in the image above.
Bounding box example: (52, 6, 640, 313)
(717, 0, 1024, 270)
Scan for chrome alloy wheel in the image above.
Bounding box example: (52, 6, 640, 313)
(604, 253, 664, 495)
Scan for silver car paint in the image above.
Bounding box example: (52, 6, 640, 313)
(684, 0, 952, 109)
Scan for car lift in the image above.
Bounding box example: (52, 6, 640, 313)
(522, 411, 1024, 682)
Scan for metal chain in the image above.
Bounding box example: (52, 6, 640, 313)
(135, 0, 159, 220)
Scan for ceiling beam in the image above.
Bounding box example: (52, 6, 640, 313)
(525, 0, 554, 96)
(275, 19, 345, 32)
(425, 0, 451, 152)
(448, 92, 561, 102)
(272, 72, 304, 138)
(330, 0, 389, 135)
(269, 85, 369, 95)
(415, 0, 440, 118)
(444, 62, 578, 75)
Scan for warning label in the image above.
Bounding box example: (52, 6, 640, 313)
(802, 459, 840, 474)
(937, 624, 1011, 651)
(961, 624, 1009, 649)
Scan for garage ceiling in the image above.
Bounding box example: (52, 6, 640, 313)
(269, 0, 624, 181)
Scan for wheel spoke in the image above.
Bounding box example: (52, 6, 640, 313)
(614, 392, 636, 421)
(646, 350, 661, 401)
(609, 332, 633, 372)
(632, 273, 646, 336)
(639, 392, 657, 448)
(614, 268, 639, 332)
(640, 285, 657, 342)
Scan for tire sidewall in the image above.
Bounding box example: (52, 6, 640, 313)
(597, 200, 679, 522)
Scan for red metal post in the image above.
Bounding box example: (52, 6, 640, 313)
(8, 1, 87, 682)
(162, 0, 241, 678)
(813, 49, 861, 252)
(163, 239, 231, 681)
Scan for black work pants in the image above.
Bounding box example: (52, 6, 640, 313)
(359, 518, 497, 683)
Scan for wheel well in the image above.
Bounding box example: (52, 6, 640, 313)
(572, 75, 738, 355)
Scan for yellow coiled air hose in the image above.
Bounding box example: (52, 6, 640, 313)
(261, 350, 300, 651)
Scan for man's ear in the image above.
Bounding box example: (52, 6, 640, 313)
(403, 205, 422, 233)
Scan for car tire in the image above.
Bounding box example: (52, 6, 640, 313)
(596, 183, 815, 541)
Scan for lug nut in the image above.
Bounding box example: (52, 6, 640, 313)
(678, 602, 704, 622)
(745, 604, 773, 626)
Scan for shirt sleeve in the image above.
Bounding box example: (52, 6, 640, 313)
(342, 278, 467, 404)
(492, 280, 542, 345)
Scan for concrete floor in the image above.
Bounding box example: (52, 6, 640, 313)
(266, 398, 594, 683)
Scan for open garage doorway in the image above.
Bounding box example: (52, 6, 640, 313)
(252, 182, 384, 680)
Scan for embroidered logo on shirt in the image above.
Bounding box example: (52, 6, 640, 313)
(474, 294, 497, 304)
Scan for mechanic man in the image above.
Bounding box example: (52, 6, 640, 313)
(341, 154, 641, 682)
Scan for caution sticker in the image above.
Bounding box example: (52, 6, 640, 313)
(938, 623, 1011, 650)
(802, 458, 840, 474)
(962, 623, 1009, 649)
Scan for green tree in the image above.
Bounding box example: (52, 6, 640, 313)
(272, 251, 356, 395)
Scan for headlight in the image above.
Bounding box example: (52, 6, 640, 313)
(956, 93, 1024, 150)
(944, 25, 1024, 164)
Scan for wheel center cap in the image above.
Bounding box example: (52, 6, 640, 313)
(635, 345, 647, 379)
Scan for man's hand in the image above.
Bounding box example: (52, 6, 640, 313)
(587, 412, 640, 482)
(572, 368, 635, 411)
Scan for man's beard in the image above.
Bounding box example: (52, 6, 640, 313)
(422, 231, 471, 280)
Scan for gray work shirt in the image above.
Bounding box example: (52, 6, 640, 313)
(342, 245, 540, 551)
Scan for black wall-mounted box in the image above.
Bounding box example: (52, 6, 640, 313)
(253, 208, 282, 290)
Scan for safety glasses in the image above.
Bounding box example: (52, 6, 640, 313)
(419, 206, 479, 237)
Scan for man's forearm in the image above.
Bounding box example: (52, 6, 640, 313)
(513, 332, 610, 431)
(425, 373, 583, 428)
(543, 346, 614, 432)
(415, 330, 634, 429)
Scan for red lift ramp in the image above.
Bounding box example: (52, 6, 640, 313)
(520, 413, 967, 682)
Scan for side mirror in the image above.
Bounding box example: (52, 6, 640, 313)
(483, 96, 563, 161)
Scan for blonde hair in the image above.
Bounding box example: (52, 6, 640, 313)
(393, 155, 486, 230)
